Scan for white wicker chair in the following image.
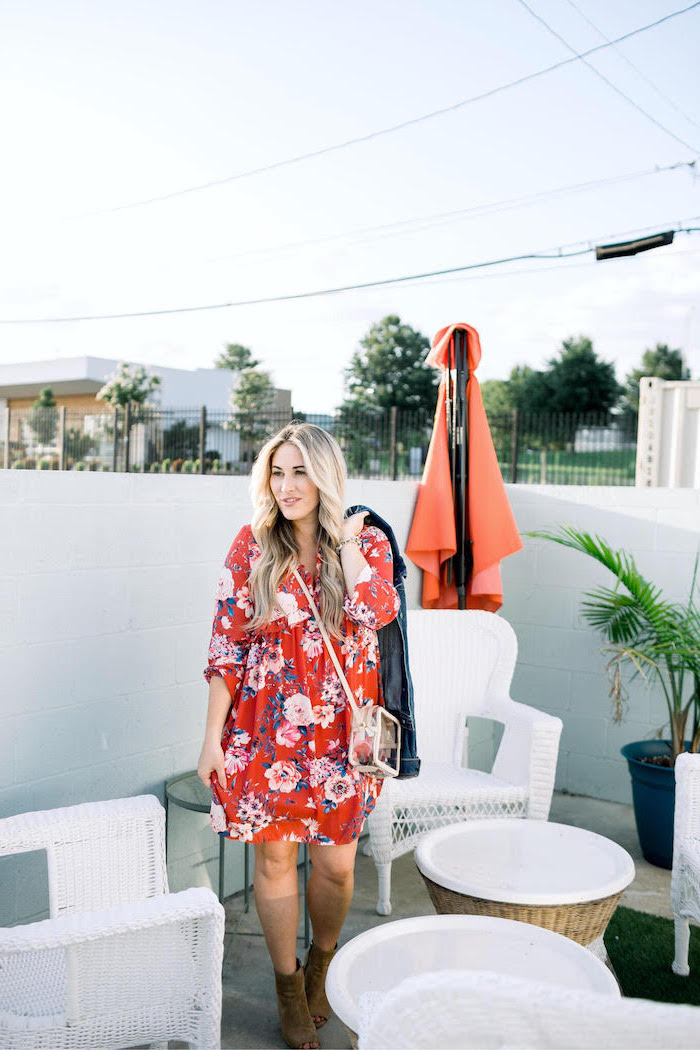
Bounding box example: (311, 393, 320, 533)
(672, 751, 700, 976)
(358, 969, 700, 1049)
(0, 794, 225, 1050)
(366, 609, 562, 914)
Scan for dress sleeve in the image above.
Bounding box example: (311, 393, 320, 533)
(343, 525, 400, 630)
(203, 525, 255, 701)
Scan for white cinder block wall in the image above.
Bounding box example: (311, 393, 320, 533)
(2, 471, 699, 924)
(501, 485, 700, 804)
(0, 471, 419, 924)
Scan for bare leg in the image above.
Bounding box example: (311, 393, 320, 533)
(253, 841, 300, 974)
(254, 841, 318, 1050)
(307, 840, 358, 949)
(305, 840, 358, 1024)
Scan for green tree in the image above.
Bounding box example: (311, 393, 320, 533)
(504, 364, 548, 414)
(215, 343, 261, 371)
(229, 367, 276, 455)
(481, 379, 513, 418)
(622, 343, 690, 422)
(97, 362, 161, 409)
(509, 337, 621, 415)
(232, 368, 275, 417)
(546, 336, 621, 414)
(341, 315, 438, 414)
(29, 387, 59, 445)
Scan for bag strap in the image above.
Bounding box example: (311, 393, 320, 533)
(291, 567, 361, 718)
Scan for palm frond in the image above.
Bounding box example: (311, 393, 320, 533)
(581, 589, 647, 644)
(528, 526, 700, 749)
(529, 526, 683, 642)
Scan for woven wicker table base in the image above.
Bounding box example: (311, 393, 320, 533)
(420, 873, 622, 946)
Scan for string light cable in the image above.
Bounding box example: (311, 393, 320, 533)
(84, 1, 700, 215)
(2, 219, 699, 325)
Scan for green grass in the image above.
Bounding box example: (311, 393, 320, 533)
(605, 907, 700, 1005)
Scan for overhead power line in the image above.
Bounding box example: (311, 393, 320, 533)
(562, 0, 700, 133)
(2, 220, 697, 325)
(90, 0, 700, 215)
(210, 158, 696, 263)
(517, 0, 699, 154)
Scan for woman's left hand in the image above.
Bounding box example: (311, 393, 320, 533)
(341, 510, 368, 540)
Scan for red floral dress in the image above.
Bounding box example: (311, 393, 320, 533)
(204, 523, 400, 844)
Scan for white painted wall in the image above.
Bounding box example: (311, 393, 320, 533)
(2, 471, 699, 925)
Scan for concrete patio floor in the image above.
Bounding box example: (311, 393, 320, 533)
(215, 790, 675, 1050)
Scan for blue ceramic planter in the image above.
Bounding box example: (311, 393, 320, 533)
(621, 740, 679, 869)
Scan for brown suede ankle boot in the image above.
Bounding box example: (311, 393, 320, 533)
(274, 959, 319, 1050)
(303, 941, 337, 1028)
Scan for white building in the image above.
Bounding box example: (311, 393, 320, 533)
(0, 356, 292, 468)
(0, 355, 291, 415)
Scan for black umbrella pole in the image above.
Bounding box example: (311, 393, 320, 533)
(445, 334, 456, 586)
(453, 329, 468, 609)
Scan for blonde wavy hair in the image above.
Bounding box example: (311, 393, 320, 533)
(247, 422, 347, 637)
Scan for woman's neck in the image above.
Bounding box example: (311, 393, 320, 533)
(293, 516, 318, 551)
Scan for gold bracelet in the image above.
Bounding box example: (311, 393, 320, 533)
(336, 536, 362, 555)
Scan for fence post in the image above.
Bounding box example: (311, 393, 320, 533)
(389, 406, 398, 480)
(199, 405, 207, 474)
(539, 449, 547, 484)
(509, 409, 519, 483)
(2, 403, 9, 470)
(124, 402, 132, 472)
(58, 406, 66, 471)
(112, 407, 119, 472)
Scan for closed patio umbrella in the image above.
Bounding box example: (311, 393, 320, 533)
(406, 322, 522, 611)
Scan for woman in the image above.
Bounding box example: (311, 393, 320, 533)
(197, 422, 399, 1050)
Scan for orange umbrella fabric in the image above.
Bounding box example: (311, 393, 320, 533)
(406, 322, 522, 611)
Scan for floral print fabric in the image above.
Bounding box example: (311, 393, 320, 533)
(204, 523, 400, 844)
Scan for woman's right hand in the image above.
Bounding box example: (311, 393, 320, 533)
(197, 738, 227, 790)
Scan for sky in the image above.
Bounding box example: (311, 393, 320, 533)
(1, 0, 699, 411)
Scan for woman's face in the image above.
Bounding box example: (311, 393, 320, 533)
(270, 442, 320, 528)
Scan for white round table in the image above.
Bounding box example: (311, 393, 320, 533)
(414, 819, 635, 951)
(326, 913, 620, 1044)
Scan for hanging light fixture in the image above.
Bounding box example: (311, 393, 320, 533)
(595, 231, 674, 260)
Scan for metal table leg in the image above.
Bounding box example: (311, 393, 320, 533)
(164, 791, 169, 861)
(218, 832, 225, 904)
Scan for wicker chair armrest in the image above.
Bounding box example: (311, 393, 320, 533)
(672, 754, 700, 909)
(486, 694, 560, 729)
(0, 794, 164, 858)
(673, 754, 700, 847)
(0, 795, 169, 914)
(0, 887, 222, 954)
(488, 697, 562, 819)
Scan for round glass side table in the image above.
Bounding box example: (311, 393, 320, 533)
(164, 770, 310, 945)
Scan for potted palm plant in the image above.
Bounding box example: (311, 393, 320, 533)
(530, 526, 700, 868)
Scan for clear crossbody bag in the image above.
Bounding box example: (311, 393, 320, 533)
(292, 568, 401, 778)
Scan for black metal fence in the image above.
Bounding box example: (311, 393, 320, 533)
(1, 404, 637, 485)
(491, 409, 638, 486)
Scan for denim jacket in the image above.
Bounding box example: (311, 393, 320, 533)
(345, 504, 421, 778)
